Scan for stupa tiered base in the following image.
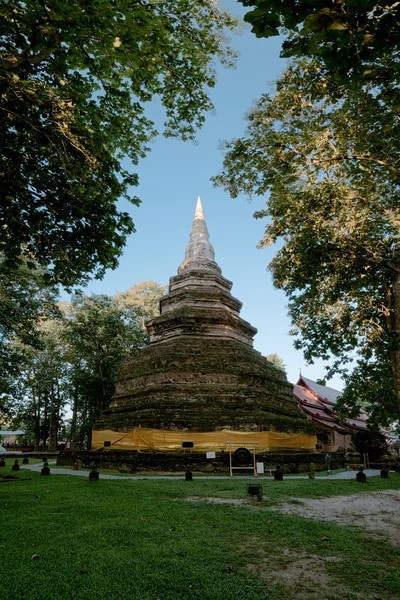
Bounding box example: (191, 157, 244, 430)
(93, 198, 316, 452)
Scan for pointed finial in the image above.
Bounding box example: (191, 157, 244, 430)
(177, 197, 218, 273)
(195, 196, 204, 218)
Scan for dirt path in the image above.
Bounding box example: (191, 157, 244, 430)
(271, 489, 400, 546)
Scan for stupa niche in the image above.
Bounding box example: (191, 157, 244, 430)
(94, 198, 314, 446)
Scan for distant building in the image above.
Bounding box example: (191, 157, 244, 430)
(0, 430, 26, 452)
(294, 376, 368, 452)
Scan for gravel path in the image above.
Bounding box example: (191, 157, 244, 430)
(271, 489, 400, 546)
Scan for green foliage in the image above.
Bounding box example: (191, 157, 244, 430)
(351, 429, 388, 461)
(316, 427, 331, 446)
(377, 453, 392, 463)
(239, 0, 400, 86)
(4, 286, 149, 448)
(116, 280, 167, 328)
(0, 258, 60, 418)
(0, 0, 237, 287)
(213, 58, 400, 420)
(338, 356, 399, 426)
(266, 352, 287, 378)
(11, 320, 68, 450)
(63, 293, 148, 443)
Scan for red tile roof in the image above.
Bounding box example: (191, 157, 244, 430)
(294, 377, 368, 434)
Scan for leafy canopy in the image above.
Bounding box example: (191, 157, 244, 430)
(0, 257, 60, 411)
(62, 292, 147, 441)
(0, 0, 237, 286)
(239, 0, 400, 85)
(213, 58, 400, 420)
(8, 288, 149, 446)
(11, 319, 68, 450)
(266, 352, 287, 378)
(116, 280, 167, 327)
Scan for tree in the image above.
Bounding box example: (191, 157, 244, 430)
(266, 353, 287, 378)
(239, 0, 399, 86)
(116, 281, 167, 329)
(0, 257, 59, 417)
(4, 287, 151, 448)
(11, 321, 68, 451)
(337, 355, 398, 426)
(63, 294, 147, 446)
(0, 0, 237, 287)
(213, 59, 400, 419)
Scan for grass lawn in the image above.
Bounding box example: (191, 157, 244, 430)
(1, 457, 45, 465)
(1, 466, 400, 600)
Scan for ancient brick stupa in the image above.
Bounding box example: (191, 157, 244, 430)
(93, 198, 316, 452)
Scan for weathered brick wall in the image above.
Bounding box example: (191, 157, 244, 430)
(58, 450, 342, 474)
(96, 337, 315, 436)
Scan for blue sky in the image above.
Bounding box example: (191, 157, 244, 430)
(74, 0, 343, 390)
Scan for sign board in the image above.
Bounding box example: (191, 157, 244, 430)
(256, 462, 264, 474)
(206, 451, 216, 459)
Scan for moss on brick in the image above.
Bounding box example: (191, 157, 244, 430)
(96, 336, 313, 437)
(58, 450, 342, 473)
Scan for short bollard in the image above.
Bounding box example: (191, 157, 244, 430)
(41, 461, 50, 476)
(72, 461, 79, 471)
(12, 459, 20, 472)
(185, 465, 193, 481)
(89, 465, 99, 482)
(356, 465, 366, 483)
(0, 458, 5, 467)
(22, 457, 29, 464)
(273, 464, 283, 481)
(247, 483, 263, 501)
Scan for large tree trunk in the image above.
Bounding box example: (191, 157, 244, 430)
(42, 392, 49, 451)
(98, 358, 106, 406)
(70, 389, 78, 450)
(33, 390, 41, 452)
(48, 380, 58, 452)
(390, 274, 400, 414)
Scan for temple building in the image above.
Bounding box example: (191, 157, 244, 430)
(294, 376, 367, 452)
(93, 198, 316, 452)
(294, 375, 396, 452)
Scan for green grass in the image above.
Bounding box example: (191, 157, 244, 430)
(1, 457, 44, 465)
(1, 466, 400, 600)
